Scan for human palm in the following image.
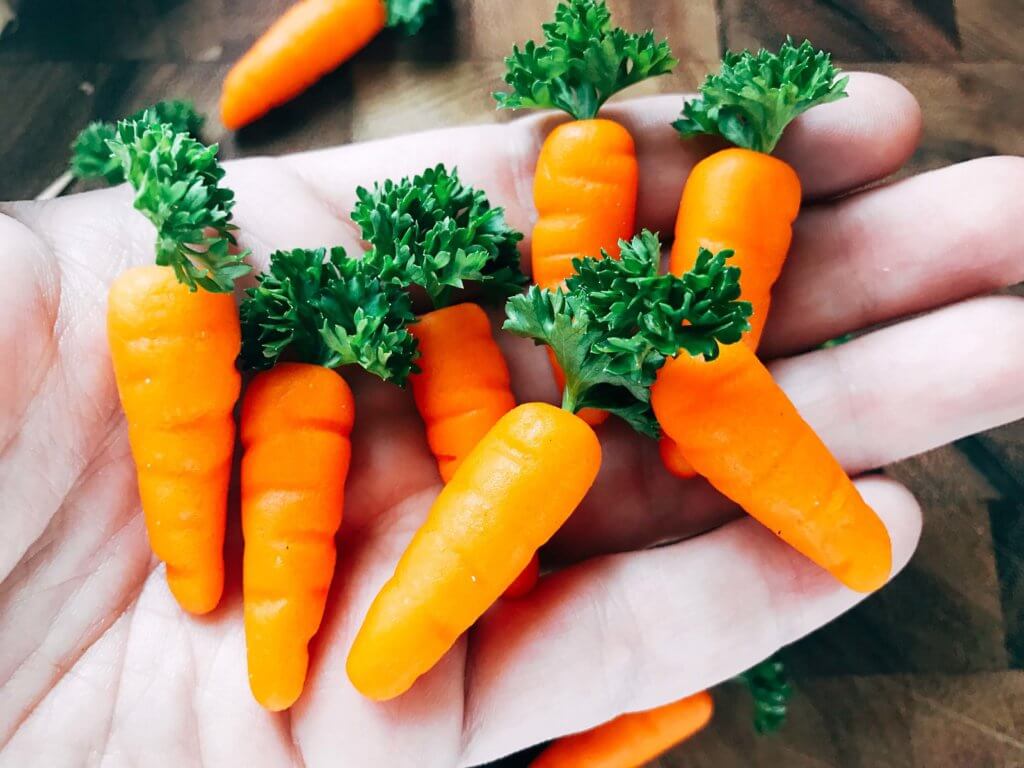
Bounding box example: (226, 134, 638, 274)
(2, 77, 1023, 768)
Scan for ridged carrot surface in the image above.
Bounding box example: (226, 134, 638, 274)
(660, 148, 802, 477)
(532, 119, 638, 290)
(108, 265, 240, 615)
(221, 0, 387, 130)
(531, 691, 714, 768)
(651, 343, 892, 593)
(669, 148, 801, 348)
(347, 402, 601, 700)
(409, 303, 516, 483)
(241, 362, 354, 711)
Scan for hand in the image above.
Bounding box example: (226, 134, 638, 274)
(2, 75, 1022, 768)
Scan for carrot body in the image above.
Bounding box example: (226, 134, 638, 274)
(221, 0, 387, 130)
(107, 265, 239, 615)
(503, 552, 540, 600)
(409, 303, 516, 482)
(660, 148, 802, 477)
(531, 691, 714, 768)
(347, 402, 601, 700)
(241, 362, 354, 711)
(651, 343, 892, 593)
(533, 118, 637, 424)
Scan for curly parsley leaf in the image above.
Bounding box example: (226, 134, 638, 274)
(739, 656, 793, 734)
(494, 0, 676, 120)
(385, 0, 436, 34)
(504, 286, 659, 437)
(354, 164, 525, 309)
(108, 119, 249, 293)
(70, 100, 204, 184)
(675, 38, 847, 154)
(568, 230, 752, 367)
(240, 246, 418, 384)
(508, 230, 749, 434)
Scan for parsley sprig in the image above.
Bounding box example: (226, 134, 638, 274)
(354, 165, 525, 309)
(675, 38, 847, 154)
(240, 247, 418, 384)
(108, 118, 249, 293)
(738, 656, 793, 734)
(494, 0, 676, 121)
(385, 0, 436, 34)
(71, 100, 204, 184)
(504, 230, 751, 437)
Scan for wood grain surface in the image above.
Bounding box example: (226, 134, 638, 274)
(1, 1, 1022, 766)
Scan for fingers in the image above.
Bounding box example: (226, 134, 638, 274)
(546, 295, 1024, 562)
(281, 73, 920, 250)
(763, 156, 1024, 358)
(459, 476, 922, 767)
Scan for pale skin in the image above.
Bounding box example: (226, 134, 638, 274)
(1, 74, 1023, 768)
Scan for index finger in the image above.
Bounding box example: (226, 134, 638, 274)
(281, 72, 921, 247)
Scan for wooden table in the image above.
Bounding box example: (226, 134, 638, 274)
(1, 1, 1022, 766)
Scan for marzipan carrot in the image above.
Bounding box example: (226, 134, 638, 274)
(346, 231, 749, 701)
(353, 165, 524, 482)
(651, 341, 892, 592)
(240, 247, 417, 710)
(106, 116, 250, 615)
(221, 0, 436, 129)
(660, 39, 848, 477)
(531, 691, 714, 768)
(495, 0, 676, 421)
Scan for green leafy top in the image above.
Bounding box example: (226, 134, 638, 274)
(494, 0, 676, 121)
(739, 656, 793, 735)
(108, 118, 250, 293)
(70, 100, 204, 184)
(240, 246, 418, 384)
(354, 165, 525, 310)
(385, 0, 436, 34)
(504, 230, 751, 437)
(674, 38, 847, 154)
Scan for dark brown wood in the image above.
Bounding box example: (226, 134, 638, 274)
(1, 1, 1022, 766)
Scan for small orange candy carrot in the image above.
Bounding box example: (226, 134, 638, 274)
(531, 691, 714, 768)
(495, 0, 676, 418)
(651, 341, 892, 593)
(105, 117, 250, 615)
(221, 0, 435, 129)
(240, 246, 418, 710)
(503, 552, 541, 600)
(660, 40, 847, 477)
(347, 402, 602, 701)
(353, 165, 525, 483)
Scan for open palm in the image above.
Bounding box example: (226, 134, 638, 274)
(3, 77, 1023, 768)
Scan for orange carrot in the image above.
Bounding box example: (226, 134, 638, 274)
(108, 268, 240, 615)
(221, 0, 435, 130)
(241, 363, 352, 710)
(651, 341, 892, 593)
(531, 691, 714, 768)
(347, 402, 602, 701)
(105, 117, 250, 615)
(353, 165, 524, 483)
(503, 552, 541, 600)
(409, 303, 516, 482)
(241, 246, 417, 709)
(346, 232, 748, 701)
(495, 0, 675, 421)
(659, 39, 848, 478)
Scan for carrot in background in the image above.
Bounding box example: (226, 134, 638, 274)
(221, 0, 436, 129)
(660, 39, 848, 478)
(240, 247, 417, 710)
(494, 0, 676, 421)
(346, 231, 749, 701)
(353, 164, 524, 483)
(106, 116, 250, 615)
